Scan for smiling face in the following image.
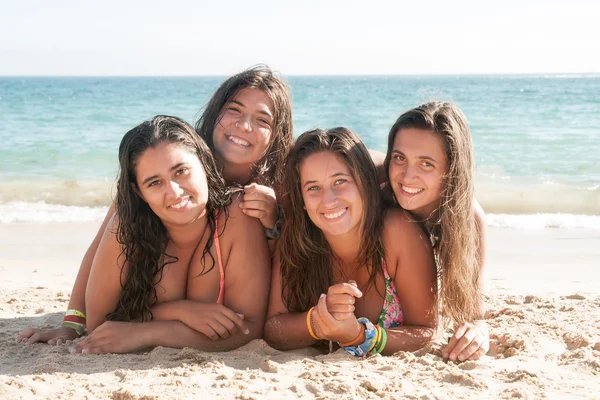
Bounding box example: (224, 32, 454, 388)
(135, 142, 208, 227)
(299, 151, 364, 239)
(388, 127, 448, 219)
(212, 88, 274, 176)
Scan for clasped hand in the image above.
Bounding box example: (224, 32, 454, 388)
(310, 281, 363, 343)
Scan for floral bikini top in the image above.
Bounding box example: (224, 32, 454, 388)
(376, 260, 403, 329)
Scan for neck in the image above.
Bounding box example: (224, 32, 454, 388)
(412, 201, 440, 223)
(163, 211, 209, 249)
(324, 229, 362, 267)
(218, 156, 254, 185)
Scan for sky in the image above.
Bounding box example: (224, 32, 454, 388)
(1, 0, 599, 76)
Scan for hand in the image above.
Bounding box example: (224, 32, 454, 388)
(179, 302, 249, 340)
(239, 183, 278, 229)
(312, 294, 361, 343)
(442, 320, 489, 361)
(17, 326, 80, 345)
(325, 281, 362, 321)
(70, 321, 147, 354)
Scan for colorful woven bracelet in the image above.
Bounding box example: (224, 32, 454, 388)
(306, 307, 320, 340)
(61, 309, 86, 336)
(342, 318, 377, 358)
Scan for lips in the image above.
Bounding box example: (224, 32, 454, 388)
(322, 208, 348, 220)
(400, 184, 423, 195)
(168, 196, 191, 209)
(226, 135, 251, 147)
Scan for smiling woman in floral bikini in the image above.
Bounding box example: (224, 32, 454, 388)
(264, 127, 438, 356)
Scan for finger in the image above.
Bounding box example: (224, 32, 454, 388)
(218, 309, 249, 335)
(240, 208, 267, 220)
(48, 336, 67, 346)
(443, 324, 469, 358)
(17, 328, 37, 342)
(315, 294, 336, 328)
(448, 331, 476, 361)
(240, 199, 268, 210)
(207, 319, 231, 339)
(331, 312, 355, 321)
(326, 293, 356, 306)
(458, 339, 484, 361)
(467, 344, 488, 361)
(327, 283, 362, 298)
(242, 191, 272, 202)
(326, 303, 355, 313)
(25, 332, 44, 345)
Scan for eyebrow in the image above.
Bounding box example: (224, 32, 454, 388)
(229, 99, 273, 119)
(302, 172, 352, 188)
(141, 162, 187, 186)
(392, 149, 439, 164)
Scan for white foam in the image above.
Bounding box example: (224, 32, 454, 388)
(0, 202, 109, 223)
(486, 213, 600, 230)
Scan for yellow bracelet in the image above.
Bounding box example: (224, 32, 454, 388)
(368, 326, 380, 353)
(306, 307, 320, 340)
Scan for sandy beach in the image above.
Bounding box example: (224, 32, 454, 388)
(1, 222, 599, 399)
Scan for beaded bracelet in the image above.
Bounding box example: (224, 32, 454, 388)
(61, 309, 87, 336)
(306, 307, 320, 340)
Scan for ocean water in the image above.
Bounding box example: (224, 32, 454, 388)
(1, 75, 599, 227)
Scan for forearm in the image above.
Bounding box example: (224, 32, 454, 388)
(381, 325, 436, 355)
(141, 320, 261, 352)
(264, 312, 317, 350)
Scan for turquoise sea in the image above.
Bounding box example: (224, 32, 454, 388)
(0, 75, 599, 227)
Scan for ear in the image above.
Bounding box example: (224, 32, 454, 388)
(303, 205, 307, 210)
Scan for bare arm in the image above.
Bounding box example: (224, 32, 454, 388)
(85, 213, 126, 332)
(68, 202, 117, 314)
(473, 198, 487, 317)
(380, 209, 438, 354)
(147, 199, 271, 350)
(263, 250, 317, 350)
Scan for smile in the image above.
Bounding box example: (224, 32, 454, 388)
(401, 185, 424, 195)
(169, 196, 191, 209)
(226, 135, 251, 147)
(322, 208, 348, 220)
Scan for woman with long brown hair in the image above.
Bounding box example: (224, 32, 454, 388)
(19, 116, 270, 353)
(265, 127, 437, 355)
(384, 101, 488, 361)
(19, 65, 292, 345)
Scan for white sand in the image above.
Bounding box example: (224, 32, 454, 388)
(1, 222, 599, 399)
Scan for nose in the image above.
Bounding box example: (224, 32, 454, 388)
(322, 186, 338, 208)
(403, 163, 418, 182)
(166, 180, 183, 199)
(236, 115, 253, 132)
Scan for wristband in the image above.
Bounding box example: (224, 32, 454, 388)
(306, 307, 319, 340)
(61, 309, 87, 336)
(342, 318, 377, 358)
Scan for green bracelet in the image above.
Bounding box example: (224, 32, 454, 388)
(374, 327, 387, 354)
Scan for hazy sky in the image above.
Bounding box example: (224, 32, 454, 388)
(1, 0, 599, 76)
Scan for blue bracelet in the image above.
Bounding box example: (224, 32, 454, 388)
(343, 317, 377, 357)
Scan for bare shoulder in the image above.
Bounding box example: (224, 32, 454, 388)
(382, 207, 426, 242)
(218, 192, 265, 245)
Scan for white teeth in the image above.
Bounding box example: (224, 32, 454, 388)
(323, 208, 347, 220)
(402, 185, 423, 194)
(227, 135, 250, 147)
(170, 196, 190, 209)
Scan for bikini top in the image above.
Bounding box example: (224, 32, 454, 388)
(376, 259, 404, 329)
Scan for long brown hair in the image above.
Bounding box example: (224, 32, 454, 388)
(195, 65, 293, 190)
(108, 115, 232, 322)
(383, 101, 481, 325)
(279, 127, 384, 312)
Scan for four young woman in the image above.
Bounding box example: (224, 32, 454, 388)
(17, 66, 488, 360)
